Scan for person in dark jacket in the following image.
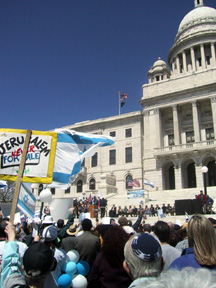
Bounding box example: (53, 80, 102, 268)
(88, 225, 131, 288)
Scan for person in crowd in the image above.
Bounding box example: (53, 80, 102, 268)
(61, 224, 79, 252)
(143, 224, 152, 233)
(118, 216, 136, 235)
(88, 225, 132, 288)
(15, 221, 27, 243)
(57, 207, 75, 240)
(75, 218, 100, 268)
(100, 197, 107, 218)
(153, 221, 181, 271)
(109, 204, 117, 217)
(167, 221, 178, 247)
(143, 267, 216, 288)
(150, 205, 157, 217)
(1, 222, 57, 288)
(128, 205, 133, 217)
(123, 206, 128, 217)
(41, 225, 66, 287)
(117, 206, 123, 217)
(144, 205, 152, 216)
(169, 214, 216, 270)
(206, 195, 214, 213)
(0, 218, 27, 283)
(132, 206, 138, 217)
(175, 222, 189, 253)
(123, 233, 164, 287)
(196, 190, 207, 206)
(162, 204, 167, 215)
(44, 206, 50, 216)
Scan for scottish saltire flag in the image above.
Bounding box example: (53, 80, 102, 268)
(17, 183, 37, 219)
(49, 129, 115, 189)
(144, 178, 155, 188)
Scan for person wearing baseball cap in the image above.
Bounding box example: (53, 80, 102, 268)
(123, 233, 164, 288)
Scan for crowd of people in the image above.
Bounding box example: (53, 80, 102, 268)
(1, 203, 216, 287)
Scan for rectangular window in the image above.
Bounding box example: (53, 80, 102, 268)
(198, 57, 202, 67)
(125, 147, 132, 163)
(81, 159, 85, 167)
(110, 131, 116, 137)
(65, 187, 70, 194)
(125, 128, 132, 138)
(206, 128, 214, 140)
(91, 152, 98, 167)
(109, 149, 116, 165)
(168, 134, 175, 146)
(50, 188, 55, 195)
(186, 131, 195, 143)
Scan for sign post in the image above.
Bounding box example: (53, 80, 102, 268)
(9, 130, 32, 224)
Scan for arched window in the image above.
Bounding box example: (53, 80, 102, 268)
(77, 180, 83, 193)
(187, 162, 196, 188)
(126, 174, 133, 189)
(89, 178, 96, 190)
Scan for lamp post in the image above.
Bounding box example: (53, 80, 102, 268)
(201, 166, 208, 196)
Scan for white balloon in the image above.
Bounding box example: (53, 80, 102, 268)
(66, 250, 80, 263)
(71, 274, 87, 288)
(39, 188, 52, 203)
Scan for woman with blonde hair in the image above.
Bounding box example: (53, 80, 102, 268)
(169, 214, 216, 270)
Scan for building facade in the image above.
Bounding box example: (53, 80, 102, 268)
(38, 0, 216, 199)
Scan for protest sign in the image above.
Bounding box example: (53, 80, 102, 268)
(0, 129, 57, 184)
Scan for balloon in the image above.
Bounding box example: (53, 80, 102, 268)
(71, 274, 88, 288)
(66, 250, 80, 263)
(58, 274, 72, 288)
(76, 261, 90, 276)
(65, 261, 77, 276)
(39, 188, 52, 203)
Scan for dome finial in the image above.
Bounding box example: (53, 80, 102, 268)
(194, 0, 204, 8)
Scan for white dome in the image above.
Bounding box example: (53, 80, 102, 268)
(153, 57, 167, 68)
(178, 6, 216, 32)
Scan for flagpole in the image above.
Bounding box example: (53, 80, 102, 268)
(118, 91, 121, 115)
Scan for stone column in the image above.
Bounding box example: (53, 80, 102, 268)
(176, 55, 181, 74)
(195, 162, 203, 189)
(210, 96, 216, 137)
(190, 46, 196, 71)
(200, 44, 206, 69)
(191, 100, 201, 142)
(182, 50, 187, 73)
(174, 165, 182, 190)
(211, 42, 216, 67)
(143, 110, 150, 150)
(154, 108, 162, 148)
(172, 104, 180, 145)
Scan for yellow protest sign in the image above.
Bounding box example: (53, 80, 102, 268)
(0, 129, 57, 184)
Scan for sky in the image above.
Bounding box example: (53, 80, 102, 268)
(1, 0, 216, 132)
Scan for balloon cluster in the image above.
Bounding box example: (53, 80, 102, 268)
(57, 250, 90, 288)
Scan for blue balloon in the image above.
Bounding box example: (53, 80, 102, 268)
(58, 274, 71, 288)
(76, 261, 90, 276)
(65, 261, 77, 276)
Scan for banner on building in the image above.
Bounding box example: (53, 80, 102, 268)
(127, 190, 145, 199)
(0, 129, 57, 184)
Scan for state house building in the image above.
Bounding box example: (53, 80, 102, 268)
(44, 0, 216, 199)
